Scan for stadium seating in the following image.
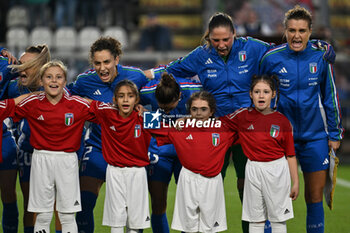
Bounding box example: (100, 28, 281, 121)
(77, 26, 101, 52)
(103, 26, 128, 48)
(6, 27, 29, 56)
(29, 26, 53, 47)
(6, 6, 30, 28)
(54, 27, 78, 52)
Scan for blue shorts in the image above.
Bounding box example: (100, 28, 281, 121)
(80, 145, 107, 180)
(295, 138, 329, 172)
(146, 152, 182, 184)
(17, 149, 33, 182)
(0, 133, 17, 170)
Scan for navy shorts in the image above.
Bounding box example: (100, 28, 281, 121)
(146, 152, 182, 184)
(295, 138, 329, 172)
(80, 145, 107, 180)
(17, 149, 33, 182)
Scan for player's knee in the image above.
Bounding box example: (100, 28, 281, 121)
(249, 222, 265, 233)
(57, 212, 75, 225)
(270, 221, 287, 233)
(35, 212, 52, 227)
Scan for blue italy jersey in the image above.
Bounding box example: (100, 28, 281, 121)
(260, 42, 344, 141)
(153, 37, 272, 116)
(140, 77, 202, 157)
(67, 64, 149, 149)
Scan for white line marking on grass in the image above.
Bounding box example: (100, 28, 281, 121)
(337, 178, 350, 188)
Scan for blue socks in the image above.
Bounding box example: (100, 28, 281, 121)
(56, 231, 62, 233)
(24, 226, 34, 233)
(307, 202, 324, 233)
(76, 191, 97, 233)
(264, 220, 272, 233)
(2, 201, 19, 233)
(151, 213, 169, 233)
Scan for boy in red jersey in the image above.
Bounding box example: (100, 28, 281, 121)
(221, 75, 299, 233)
(152, 91, 235, 233)
(88, 79, 152, 233)
(13, 60, 95, 233)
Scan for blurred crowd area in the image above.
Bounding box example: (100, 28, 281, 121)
(1, 0, 350, 138)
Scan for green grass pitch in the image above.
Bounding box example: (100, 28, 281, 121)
(2, 164, 350, 232)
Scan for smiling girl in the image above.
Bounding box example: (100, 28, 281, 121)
(12, 60, 95, 233)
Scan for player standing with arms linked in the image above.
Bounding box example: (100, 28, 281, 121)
(222, 74, 299, 233)
(140, 72, 201, 233)
(259, 5, 343, 233)
(13, 60, 95, 233)
(8, 44, 51, 233)
(0, 48, 22, 233)
(88, 79, 152, 233)
(67, 36, 150, 233)
(144, 12, 335, 233)
(152, 90, 235, 233)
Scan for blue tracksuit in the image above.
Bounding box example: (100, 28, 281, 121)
(259, 42, 343, 142)
(67, 64, 149, 179)
(153, 37, 272, 116)
(0, 56, 18, 171)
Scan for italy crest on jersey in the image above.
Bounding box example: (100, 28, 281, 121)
(309, 63, 317, 73)
(212, 133, 220, 147)
(239, 51, 247, 62)
(65, 113, 74, 126)
(134, 124, 141, 138)
(270, 125, 280, 138)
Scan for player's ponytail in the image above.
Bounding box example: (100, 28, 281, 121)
(10, 44, 51, 91)
(155, 72, 180, 105)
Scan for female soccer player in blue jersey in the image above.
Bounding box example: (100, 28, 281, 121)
(67, 36, 150, 233)
(259, 6, 343, 233)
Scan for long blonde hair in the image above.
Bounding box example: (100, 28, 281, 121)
(10, 44, 51, 90)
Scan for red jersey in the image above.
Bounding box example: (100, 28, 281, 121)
(13, 93, 94, 152)
(0, 99, 15, 161)
(89, 100, 151, 167)
(221, 108, 295, 162)
(154, 122, 235, 177)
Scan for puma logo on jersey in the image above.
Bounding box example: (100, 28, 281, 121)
(279, 67, 288, 73)
(109, 126, 116, 131)
(37, 115, 44, 120)
(186, 134, 193, 140)
(93, 89, 102, 95)
(205, 58, 213, 65)
(323, 158, 329, 165)
(247, 124, 254, 130)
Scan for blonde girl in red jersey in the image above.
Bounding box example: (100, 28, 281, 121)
(88, 79, 152, 233)
(13, 60, 95, 233)
(221, 74, 299, 233)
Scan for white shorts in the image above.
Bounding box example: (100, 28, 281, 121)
(28, 149, 81, 213)
(242, 157, 294, 222)
(102, 165, 150, 229)
(171, 167, 227, 233)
